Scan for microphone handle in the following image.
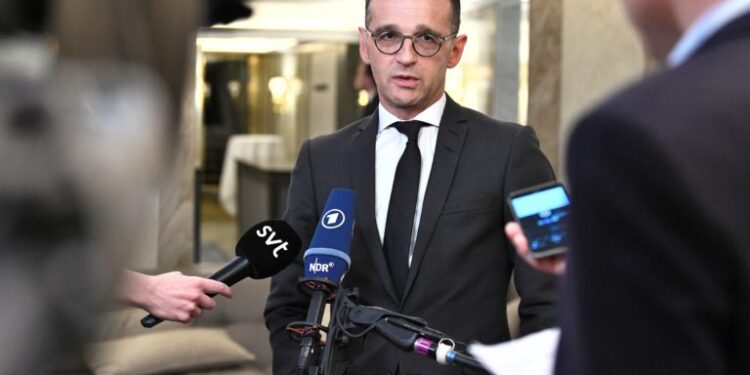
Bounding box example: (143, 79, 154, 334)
(140, 314, 162, 328)
(207, 256, 250, 285)
(140, 257, 249, 328)
(296, 289, 327, 373)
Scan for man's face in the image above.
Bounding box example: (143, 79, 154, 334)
(620, 0, 682, 61)
(359, 0, 467, 119)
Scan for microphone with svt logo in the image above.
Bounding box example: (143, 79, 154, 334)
(140, 219, 301, 328)
(292, 188, 356, 372)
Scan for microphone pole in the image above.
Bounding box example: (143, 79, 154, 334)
(295, 282, 330, 374)
(318, 288, 359, 375)
(289, 189, 356, 374)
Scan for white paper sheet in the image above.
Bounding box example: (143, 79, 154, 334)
(468, 327, 560, 375)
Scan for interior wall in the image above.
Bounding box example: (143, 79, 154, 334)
(558, 0, 646, 179)
(158, 44, 200, 271)
(493, 2, 521, 122)
(276, 51, 300, 160)
(527, 0, 646, 178)
(527, 0, 563, 174)
(307, 46, 340, 140)
(337, 43, 362, 128)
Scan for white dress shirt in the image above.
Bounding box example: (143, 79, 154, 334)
(668, 0, 750, 67)
(375, 93, 447, 266)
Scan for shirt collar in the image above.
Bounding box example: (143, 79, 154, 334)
(668, 0, 750, 67)
(378, 93, 447, 132)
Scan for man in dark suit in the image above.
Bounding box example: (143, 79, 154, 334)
(506, 0, 750, 374)
(265, 0, 559, 373)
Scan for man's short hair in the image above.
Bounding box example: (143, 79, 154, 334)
(365, 0, 461, 34)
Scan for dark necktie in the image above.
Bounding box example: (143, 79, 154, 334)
(384, 120, 429, 299)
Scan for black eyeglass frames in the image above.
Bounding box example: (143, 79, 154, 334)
(366, 29, 458, 57)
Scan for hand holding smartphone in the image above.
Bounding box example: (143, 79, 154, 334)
(508, 182, 571, 259)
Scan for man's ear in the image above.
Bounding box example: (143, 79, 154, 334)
(359, 27, 371, 64)
(447, 34, 467, 68)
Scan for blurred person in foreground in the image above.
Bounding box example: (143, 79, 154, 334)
(265, 0, 559, 373)
(506, 0, 750, 374)
(0, 0, 244, 372)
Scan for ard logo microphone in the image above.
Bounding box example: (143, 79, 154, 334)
(293, 188, 356, 371)
(302, 188, 356, 293)
(321, 209, 345, 229)
(141, 219, 301, 328)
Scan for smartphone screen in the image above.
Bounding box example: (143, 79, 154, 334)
(508, 182, 571, 258)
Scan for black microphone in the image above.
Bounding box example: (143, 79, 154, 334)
(292, 188, 356, 373)
(141, 219, 301, 328)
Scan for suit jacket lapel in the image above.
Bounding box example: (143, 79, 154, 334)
(402, 96, 469, 306)
(350, 113, 401, 304)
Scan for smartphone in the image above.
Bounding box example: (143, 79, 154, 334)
(508, 181, 571, 258)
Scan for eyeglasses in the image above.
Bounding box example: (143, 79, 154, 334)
(366, 29, 458, 57)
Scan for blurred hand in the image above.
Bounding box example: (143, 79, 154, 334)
(505, 222, 566, 275)
(120, 270, 233, 324)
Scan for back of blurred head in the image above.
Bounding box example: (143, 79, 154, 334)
(619, 0, 722, 61)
